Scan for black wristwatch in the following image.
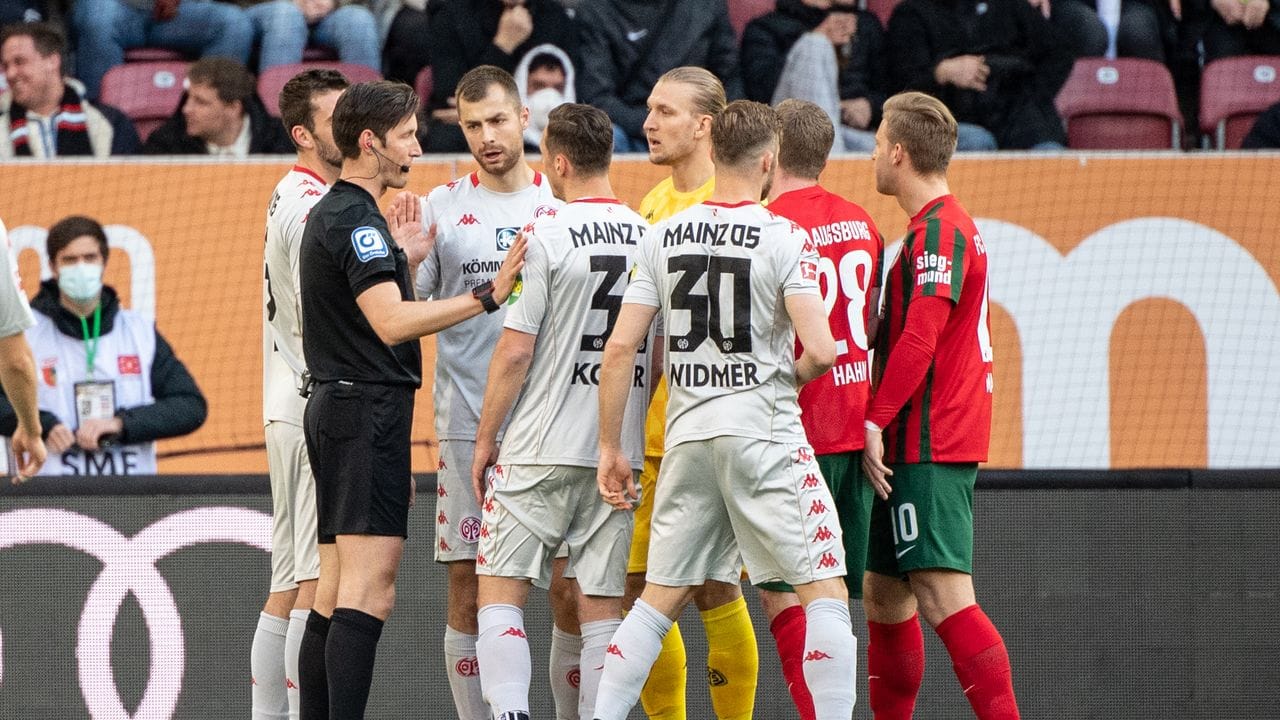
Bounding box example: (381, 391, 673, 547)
(472, 280, 500, 313)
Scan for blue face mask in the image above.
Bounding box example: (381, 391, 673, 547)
(57, 262, 103, 302)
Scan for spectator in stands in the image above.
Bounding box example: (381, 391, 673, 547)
(0, 215, 206, 477)
(1243, 99, 1280, 147)
(886, 0, 1071, 149)
(1047, 0, 1172, 61)
(514, 45, 573, 148)
(741, 0, 887, 152)
(0, 23, 140, 157)
(243, 0, 381, 74)
(71, 0, 253, 100)
(143, 56, 291, 155)
(1200, 0, 1280, 61)
(420, 0, 576, 152)
(382, 0, 431, 84)
(575, 0, 742, 152)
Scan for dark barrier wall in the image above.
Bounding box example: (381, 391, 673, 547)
(1, 474, 1277, 719)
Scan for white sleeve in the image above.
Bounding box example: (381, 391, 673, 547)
(781, 223, 821, 298)
(622, 223, 661, 308)
(0, 220, 34, 338)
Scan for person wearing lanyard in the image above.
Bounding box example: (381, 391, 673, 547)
(0, 215, 207, 476)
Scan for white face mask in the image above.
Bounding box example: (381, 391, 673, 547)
(57, 262, 103, 302)
(524, 87, 568, 146)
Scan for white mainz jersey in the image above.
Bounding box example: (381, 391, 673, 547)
(263, 166, 328, 427)
(625, 201, 820, 450)
(499, 198, 651, 469)
(30, 309, 158, 475)
(417, 171, 560, 440)
(0, 218, 35, 337)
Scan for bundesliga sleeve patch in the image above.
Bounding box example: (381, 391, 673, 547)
(351, 226, 389, 262)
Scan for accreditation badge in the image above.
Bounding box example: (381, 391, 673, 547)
(74, 380, 116, 426)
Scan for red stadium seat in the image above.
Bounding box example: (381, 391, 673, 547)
(1055, 58, 1182, 149)
(258, 62, 382, 116)
(863, 0, 902, 27)
(414, 66, 434, 109)
(99, 61, 189, 141)
(728, 0, 775, 41)
(1199, 56, 1280, 149)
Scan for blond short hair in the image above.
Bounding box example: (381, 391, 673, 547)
(657, 66, 727, 118)
(882, 92, 958, 176)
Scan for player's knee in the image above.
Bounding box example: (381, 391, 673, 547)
(693, 578, 742, 610)
(862, 572, 915, 623)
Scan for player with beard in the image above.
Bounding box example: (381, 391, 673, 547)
(630, 66, 760, 720)
(415, 65, 569, 720)
(255, 68, 348, 720)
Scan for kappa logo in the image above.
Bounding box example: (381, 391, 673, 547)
(707, 668, 728, 686)
(812, 526, 835, 543)
(795, 447, 814, 464)
(439, 538, 453, 552)
(801, 473, 821, 489)
(437, 485, 447, 498)
(805, 650, 833, 662)
(484, 498, 495, 513)
(499, 626, 527, 639)
(807, 500, 829, 516)
(455, 657, 479, 676)
(285, 677, 297, 690)
(437, 510, 448, 525)
(479, 523, 491, 539)
(438, 458, 448, 470)
(458, 214, 479, 226)
(476, 553, 487, 566)
(351, 226, 389, 263)
(817, 552, 840, 569)
(496, 226, 518, 251)
(459, 516, 481, 543)
(607, 643, 626, 659)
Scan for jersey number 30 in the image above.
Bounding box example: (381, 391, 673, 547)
(667, 255, 753, 354)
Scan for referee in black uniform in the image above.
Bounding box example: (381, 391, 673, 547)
(295, 80, 526, 720)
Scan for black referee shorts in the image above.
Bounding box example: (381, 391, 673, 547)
(304, 380, 414, 543)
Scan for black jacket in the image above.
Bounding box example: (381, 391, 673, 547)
(141, 92, 292, 155)
(426, 0, 578, 112)
(1243, 101, 1280, 149)
(0, 281, 208, 444)
(887, 0, 1071, 148)
(575, 0, 743, 137)
(741, 0, 888, 126)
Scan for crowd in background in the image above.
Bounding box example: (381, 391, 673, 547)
(2, 0, 1279, 158)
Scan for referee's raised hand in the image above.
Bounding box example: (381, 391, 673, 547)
(387, 190, 435, 268)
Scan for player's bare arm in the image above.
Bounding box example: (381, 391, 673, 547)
(785, 293, 836, 385)
(470, 327, 537, 505)
(357, 234, 526, 345)
(597, 301, 657, 510)
(0, 332, 45, 481)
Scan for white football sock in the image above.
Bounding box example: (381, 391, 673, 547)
(592, 599, 670, 720)
(803, 598, 857, 720)
(250, 612, 290, 719)
(444, 625, 489, 720)
(549, 624, 582, 720)
(285, 609, 308, 720)
(477, 604, 532, 717)
(578, 618, 621, 720)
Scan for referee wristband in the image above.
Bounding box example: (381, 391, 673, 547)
(865, 420, 882, 433)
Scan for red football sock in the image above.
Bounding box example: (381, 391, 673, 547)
(936, 604, 1020, 720)
(770, 604, 815, 720)
(866, 613, 925, 720)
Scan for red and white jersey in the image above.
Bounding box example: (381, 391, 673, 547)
(769, 185, 883, 455)
(417, 171, 560, 440)
(499, 198, 651, 469)
(871, 195, 993, 463)
(625, 201, 820, 450)
(263, 166, 328, 427)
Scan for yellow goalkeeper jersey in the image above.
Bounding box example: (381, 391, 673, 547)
(638, 175, 715, 457)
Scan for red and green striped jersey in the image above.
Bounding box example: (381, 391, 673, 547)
(872, 195, 993, 463)
(769, 185, 883, 455)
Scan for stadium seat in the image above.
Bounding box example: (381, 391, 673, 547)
(99, 61, 189, 141)
(258, 62, 382, 116)
(414, 66, 434, 109)
(123, 47, 188, 63)
(728, 0, 775, 41)
(1199, 56, 1280, 149)
(863, 0, 902, 27)
(1055, 58, 1182, 149)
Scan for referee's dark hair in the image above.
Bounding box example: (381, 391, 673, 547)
(775, 99, 834, 181)
(47, 215, 109, 264)
(543, 103, 613, 177)
(456, 65, 521, 111)
(278, 69, 349, 146)
(332, 81, 419, 160)
(711, 100, 781, 169)
(187, 56, 255, 107)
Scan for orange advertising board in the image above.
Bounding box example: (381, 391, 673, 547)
(1, 155, 1277, 471)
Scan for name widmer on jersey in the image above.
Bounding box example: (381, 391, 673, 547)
(570, 222, 641, 249)
(663, 222, 761, 248)
(669, 361, 760, 388)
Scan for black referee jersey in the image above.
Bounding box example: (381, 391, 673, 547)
(300, 180, 422, 387)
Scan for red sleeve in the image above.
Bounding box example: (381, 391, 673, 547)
(866, 294, 952, 428)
